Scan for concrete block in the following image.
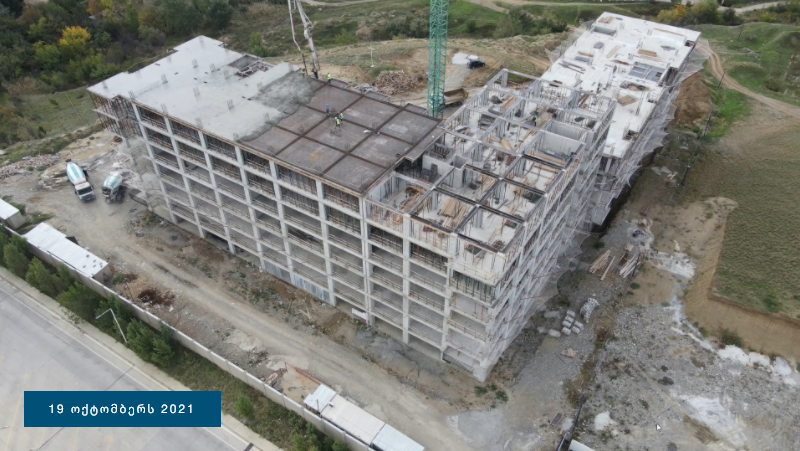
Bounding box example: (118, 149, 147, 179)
(566, 310, 576, 318)
(572, 326, 581, 334)
(537, 326, 548, 335)
(561, 327, 572, 336)
(562, 319, 574, 328)
(573, 321, 584, 330)
(544, 311, 561, 319)
(548, 329, 562, 338)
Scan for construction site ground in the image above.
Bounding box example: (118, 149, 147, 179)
(3, 40, 800, 451)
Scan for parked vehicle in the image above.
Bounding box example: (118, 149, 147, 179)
(444, 88, 468, 107)
(467, 58, 485, 69)
(101, 173, 125, 203)
(66, 160, 95, 202)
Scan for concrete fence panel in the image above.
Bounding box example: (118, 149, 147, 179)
(302, 410, 324, 430)
(284, 398, 304, 415)
(263, 385, 286, 406)
(245, 373, 266, 394)
(207, 350, 231, 372)
(10, 227, 408, 451)
(322, 420, 347, 443)
(345, 434, 370, 451)
(226, 362, 249, 384)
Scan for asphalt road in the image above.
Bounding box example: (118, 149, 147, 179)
(0, 277, 250, 451)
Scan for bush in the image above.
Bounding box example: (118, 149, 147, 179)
(127, 320, 158, 361)
(56, 283, 103, 322)
(495, 390, 508, 402)
(594, 240, 606, 249)
(719, 328, 743, 347)
(151, 337, 175, 367)
(334, 30, 357, 46)
(4, 243, 30, 278)
(235, 394, 255, 419)
(26, 257, 66, 297)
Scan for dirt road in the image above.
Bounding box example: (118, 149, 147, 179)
(698, 40, 800, 120)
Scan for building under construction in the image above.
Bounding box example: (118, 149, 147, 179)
(88, 14, 699, 380)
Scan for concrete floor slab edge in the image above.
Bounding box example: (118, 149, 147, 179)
(0, 266, 280, 451)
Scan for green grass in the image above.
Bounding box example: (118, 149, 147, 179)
(517, 2, 673, 26)
(0, 87, 95, 147)
(693, 23, 800, 107)
(707, 83, 751, 139)
(449, 1, 505, 38)
(686, 106, 800, 315)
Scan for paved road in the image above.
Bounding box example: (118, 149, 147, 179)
(0, 277, 250, 451)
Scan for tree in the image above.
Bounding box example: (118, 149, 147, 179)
(161, 0, 201, 36)
(56, 283, 103, 322)
(150, 337, 174, 367)
(127, 320, 157, 361)
(205, 0, 232, 30)
(3, 244, 29, 277)
(690, 0, 720, 24)
(0, 232, 9, 266)
(494, 13, 523, 38)
(334, 30, 357, 46)
(1, 0, 24, 17)
(58, 25, 91, 58)
(33, 41, 61, 71)
(248, 32, 266, 57)
(26, 258, 64, 297)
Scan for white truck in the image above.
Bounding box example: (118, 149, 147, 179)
(66, 160, 95, 202)
(101, 173, 125, 203)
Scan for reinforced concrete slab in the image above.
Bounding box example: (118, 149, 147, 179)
(276, 138, 345, 175)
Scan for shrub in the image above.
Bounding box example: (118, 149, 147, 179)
(630, 283, 641, 289)
(26, 257, 65, 297)
(57, 283, 103, 322)
(334, 30, 357, 46)
(719, 328, 743, 347)
(474, 386, 488, 396)
(4, 243, 30, 278)
(151, 337, 175, 367)
(127, 320, 157, 361)
(495, 390, 508, 402)
(594, 241, 606, 249)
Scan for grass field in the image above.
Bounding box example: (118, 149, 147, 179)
(685, 85, 800, 317)
(517, 2, 673, 26)
(0, 87, 95, 148)
(694, 23, 800, 107)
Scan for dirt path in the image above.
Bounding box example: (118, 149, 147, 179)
(697, 40, 800, 120)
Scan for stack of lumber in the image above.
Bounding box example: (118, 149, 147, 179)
(619, 253, 640, 278)
(589, 250, 611, 274)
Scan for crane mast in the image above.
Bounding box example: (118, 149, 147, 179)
(426, 0, 449, 118)
(287, 0, 320, 79)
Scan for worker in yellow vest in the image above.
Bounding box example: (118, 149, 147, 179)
(327, 73, 332, 85)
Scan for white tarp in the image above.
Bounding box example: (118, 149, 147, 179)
(24, 223, 108, 279)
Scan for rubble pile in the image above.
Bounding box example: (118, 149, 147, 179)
(373, 70, 417, 95)
(0, 154, 60, 181)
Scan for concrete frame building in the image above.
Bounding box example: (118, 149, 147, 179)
(542, 13, 701, 225)
(88, 14, 699, 380)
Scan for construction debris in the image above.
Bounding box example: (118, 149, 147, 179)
(373, 70, 417, 95)
(619, 253, 641, 278)
(561, 348, 577, 358)
(265, 368, 286, 387)
(0, 154, 61, 181)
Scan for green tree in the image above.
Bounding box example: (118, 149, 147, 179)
(127, 320, 157, 361)
(248, 32, 266, 57)
(494, 14, 523, 38)
(334, 30, 357, 46)
(0, 232, 9, 266)
(58, 25, 91, 58)
(150, 337, 174, 367)
(26, 258, 65, 297)
(33, 41, 61, 70)
(690, 0, 720, 24)
(161, 0, 201, 36)
(1, 0, 24, 17)
(3, 244, 30, 277)
(205, 0, 232, 30)
(56, 263, 75, 288)
(234, 394, 254, 419)
(331, 441, 348, 451)
(56, 283, 102, 322)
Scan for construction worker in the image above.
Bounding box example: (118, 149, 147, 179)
(334, 116, 342, 134)
(337, 111, 344, 122)
(325, 104, 330, 115)
(532, 113, 538, 127)
(327, 73, 332, 85)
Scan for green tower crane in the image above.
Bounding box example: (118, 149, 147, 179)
(427, 0, 449, 119)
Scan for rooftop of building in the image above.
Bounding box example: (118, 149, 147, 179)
(88, 37, 439, 194)
(540, 13, 701, 159)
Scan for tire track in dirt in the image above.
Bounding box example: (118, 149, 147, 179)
(697, 40, 800, 120)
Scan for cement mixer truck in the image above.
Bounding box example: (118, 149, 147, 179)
(66, 160, 95, 202)
(101, 173, 125, 203)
